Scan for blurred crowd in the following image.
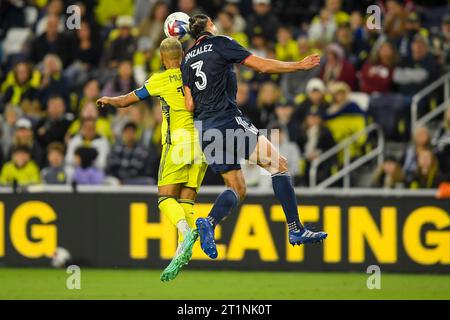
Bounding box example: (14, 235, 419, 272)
(0, 0, 449, 189)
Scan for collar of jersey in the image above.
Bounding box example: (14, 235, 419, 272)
(195, 32, 213, 45)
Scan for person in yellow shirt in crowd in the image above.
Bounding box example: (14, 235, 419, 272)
(0, 146, 41, 186)
(275, 26, 300, 62)
(1, 61, 40, 108)
(67, 102, 113, 142)
(94, 0, 134, 27)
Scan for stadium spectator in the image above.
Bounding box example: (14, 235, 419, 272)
(35, 0, 66, 37)
(1, 61, 39, 108)
(216, 10, 248, 48)
(323, 0, 350, 25)
(138, 1, 169, 48)
(275, 26, 299, 62)
(100, 60, 137, 99)
(65, 21, 103, 88)
(431, 13, 450, 70)
(360, 41, 397, 94)
(107, 122, 151, 184)
(246, 0, 279, 44)
(72, 146, 105, 185)
(10, 118, 44, 167)
(294, 78, 330, 125)
(335, 22, 369, 69)
(217, 2, 246, 34)
(349, 10, 365, 44)
(35, 95, 73, 149)
(393, 34, 439, 98)
(308, 8, 337, 48)
(297, 109, 336, 185)
(403, 126, 431, 179)
(370, 156, 405, 189)
(67, 102, 113, 142)
(0, 146, 40, 186)
(65, 118, 110, 170)
(398, 12, 427, 59)
(408, 149, 444, 189)
(255, 81, 281, 128)
(177, 0, 203, 17)
(384, 0, 408, 42)
(102, 16, 137, 68)
(72, 79, 102, 116)
(236, 81, 258, 125)
(28, 14, 73, 67)
(269, 101, 298, 143)
(280, 37, 321, 100)
(41, 142, 73, 185)
(38, 54, 70, 109)
(0, 105, 22, 158)
(432, 108, 450, 181)
(325, 82, 366, 157)
(320, 43, 357, 90)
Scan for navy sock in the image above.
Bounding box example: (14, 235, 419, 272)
(272, 172, 304, 232)
(208, 188, 239, 227)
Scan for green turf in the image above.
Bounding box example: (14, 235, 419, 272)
(0, 268, 448, 300)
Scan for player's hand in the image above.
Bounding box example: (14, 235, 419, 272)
(298, 54, 321, 70)
(96, 97, 110, 108)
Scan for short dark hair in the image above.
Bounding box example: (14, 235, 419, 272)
(123, 122, 138, 132)
(12, 145, 31, 155)
(47, 142, 65, 154)
(189, 14, 210, 40)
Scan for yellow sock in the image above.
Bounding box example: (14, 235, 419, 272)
(158, 196, 187, 226)
(159, 197, 188, 243)
(178, 199, 196, 229)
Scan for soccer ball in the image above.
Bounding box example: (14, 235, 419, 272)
(51, 247, 72, 268)
(164, 12, 191, 43)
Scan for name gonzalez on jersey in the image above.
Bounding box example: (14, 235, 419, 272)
(184, 44, 213, 63)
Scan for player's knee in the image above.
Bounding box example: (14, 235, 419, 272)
(229, 184, 246, 201)
(278, 156, 289, 173)
(236, 184, 247, 200)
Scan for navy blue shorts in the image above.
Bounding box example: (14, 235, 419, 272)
(198, 116, 260, 174)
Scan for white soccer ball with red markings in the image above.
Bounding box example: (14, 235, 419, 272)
(164, 12, 191, 43)
(51, 247, 71, 268)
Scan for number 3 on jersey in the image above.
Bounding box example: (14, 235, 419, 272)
(191, 60, 207, 91)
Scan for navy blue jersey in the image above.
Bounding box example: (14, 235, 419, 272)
(181, 35, 252, 126)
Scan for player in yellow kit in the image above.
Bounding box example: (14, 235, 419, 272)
(97, 38, 207, 282)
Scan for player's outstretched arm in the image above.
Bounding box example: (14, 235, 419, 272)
(243, 54, 321, 74)
(96, 92, 140, 109)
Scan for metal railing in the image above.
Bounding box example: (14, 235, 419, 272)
(0, 185, 438, 197)
(309, 123, 385, 189)
(411, 72, 450, 136)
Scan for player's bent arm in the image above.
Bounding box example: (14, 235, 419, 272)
(184, 85, 195, 112)
(243, 54, 321, 74)
(96, 92, 140, 109)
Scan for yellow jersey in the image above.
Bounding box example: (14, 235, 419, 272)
(134, 68, 195, 146)
(0, 161, 40, 186)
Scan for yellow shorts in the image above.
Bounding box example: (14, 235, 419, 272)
(158, 142, 207, 192)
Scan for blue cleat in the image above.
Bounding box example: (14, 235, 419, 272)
(196, 218, 218, 259)
(289, 228, 328, 246)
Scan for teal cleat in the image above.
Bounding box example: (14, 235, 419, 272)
(160, 229, 198, 282)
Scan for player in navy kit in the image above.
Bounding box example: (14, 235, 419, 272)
(182, 14, 327, 259)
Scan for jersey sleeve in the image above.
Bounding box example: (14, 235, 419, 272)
(133, 73, 162, 99)
(218, 36, 252, 64)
